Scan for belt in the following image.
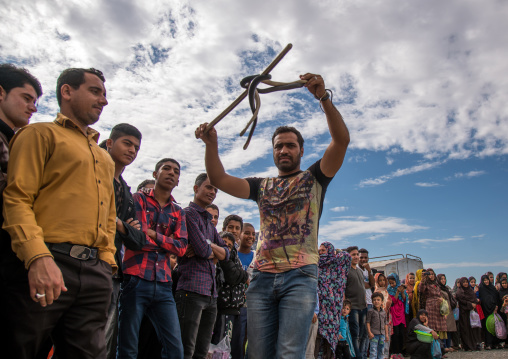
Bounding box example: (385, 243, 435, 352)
(47, 243, 98, 261)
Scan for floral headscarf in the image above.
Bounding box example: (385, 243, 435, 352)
(374, 273, 392, 312)
(317, 242, 352, 358)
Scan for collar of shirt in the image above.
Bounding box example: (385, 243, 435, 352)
(54, 113, 100, 142)
(146, 188, 177, 207)
(188, 201, 212, 220)
(0, 118, 14, 142)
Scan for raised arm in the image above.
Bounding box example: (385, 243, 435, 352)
(195, 123, 250, 199)
(300, 73, 350, 178)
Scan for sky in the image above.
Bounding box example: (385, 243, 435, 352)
(1, 0, 507, 283)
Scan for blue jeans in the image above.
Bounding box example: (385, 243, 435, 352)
(231, 307, 248, 359)
(369, 334, 385, 359)
(246, 264, 317, 359)
(117, 275, 183, 359)
(349, 308, 367, 359)
(360, 304, 373, 357)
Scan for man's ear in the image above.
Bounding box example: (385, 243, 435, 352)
(0, 85, 5, 102)
(106, 138, 113, 150)
(60, 84, 73, 103)
(153, 170, 157, 179)
(300, 146, 304, 157)
(193, 184, 198, 194)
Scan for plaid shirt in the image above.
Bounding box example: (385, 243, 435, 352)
(176, 202, 229, 297)
(122, 189, 188, 282)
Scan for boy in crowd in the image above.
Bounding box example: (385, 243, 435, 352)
(337, 299, 355, 359)
(212, 231, 249, 347)
(222, 214, 243, 246)
(232, 223, 255, 359)
(176, 173, 229, 359)
(206, 204, 220, 228)
(137, 179, 155, 192)
(366, 292, 389, 359)
(102, 123, 146, 359)
(117, 158, 188, 359)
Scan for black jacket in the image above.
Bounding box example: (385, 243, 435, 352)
(114, 176, 146, 278)
(216, 247, 248, 315)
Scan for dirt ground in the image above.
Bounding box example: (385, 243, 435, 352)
(434, 348, 508, 358)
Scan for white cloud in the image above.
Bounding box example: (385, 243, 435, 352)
(446, 170, 487, 180)
(415, 182, 441, 187)
(426, 260, 508, 269)
(359, 161, 444, 187)
(319, 216, 427, 241)
(3, 0, 508, 223)
(395, 236, 464, 245)
(331, 206, 348, 212)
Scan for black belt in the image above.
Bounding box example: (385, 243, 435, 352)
(47, 243, 98, 261)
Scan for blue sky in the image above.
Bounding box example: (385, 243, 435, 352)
(1, 0, 507, 283)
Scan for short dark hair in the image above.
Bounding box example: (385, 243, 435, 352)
(194, 173, 208, 187)
(372, 292, 384, 301)
(56, 68, 105, 106)
(206, 204, 219, 215)
(343, 299, 352, 309)
(137, 179, 155, 192)
(155, 158, 180, 172)
(359, 248, 368, 254)
(110, 123, 142, 142)
(0, 63, 42, 98)
(219, 231, 236, 244)
(223, 214, 243, 231)
(243, 222, 254, 230)
(271, 126, 304, 149)
(98, 139, 108, 149)
(346, 246, 359, 253)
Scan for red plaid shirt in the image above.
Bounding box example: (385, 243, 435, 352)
(122, 189, 187, 282)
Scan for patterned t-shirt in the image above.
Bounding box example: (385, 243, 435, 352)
(246, 159, 332, 273)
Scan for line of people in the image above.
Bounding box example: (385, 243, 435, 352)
(307, 242, 508, 359)
(1, 64, 351, 359)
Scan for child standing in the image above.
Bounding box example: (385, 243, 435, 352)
(367, 292, 389, 359)
(336, 299, 355, 359)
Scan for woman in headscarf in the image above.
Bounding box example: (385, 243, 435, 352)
(450, 278, 462, 349)
(418, 269, 447, 340)
(495, 272, 508, 290)
(386, 273, 408, 358)
(315, 242, 352, 359)
(412, 269, 423, 317)
(406, 309, 438, 359)
(479, 274, 501, 350)
(455, 277, 480, 351)
(498, 278, 508, 331)
(437, 274, 457, 351)
(374, 273, 392, 359)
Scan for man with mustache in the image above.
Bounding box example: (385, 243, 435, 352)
(2, 68, 116, 358)
(195, 73, 350, 358)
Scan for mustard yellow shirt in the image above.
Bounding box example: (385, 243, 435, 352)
(2, 113, 117, 271)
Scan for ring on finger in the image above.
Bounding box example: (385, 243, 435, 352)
(35, 293, 46, 299)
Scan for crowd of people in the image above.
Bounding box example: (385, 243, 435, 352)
(308, 244, 508, 359)
(0, 64, 506, 359)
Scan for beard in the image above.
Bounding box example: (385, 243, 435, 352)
(274, 154, 301, 173)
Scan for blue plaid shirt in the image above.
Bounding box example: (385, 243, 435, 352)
(176, 202, 229, 297)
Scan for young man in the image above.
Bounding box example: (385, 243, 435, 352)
(103, 123, 146, 359)
(366, 292, 389, 359)
(117, 158, 188, 359)
(205, 204, 220, 228)
(176, 173, 230, 359)
(137, 179, 155, 192)
(0, 63, 43, 353)
(345, 246, 368, 359)
(222, 214, 243, 245)
(359, 248, 375, 358)
(2, 68, 116, 358)
(195, 73, 349, 358)
(233, 223, 255, 359)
